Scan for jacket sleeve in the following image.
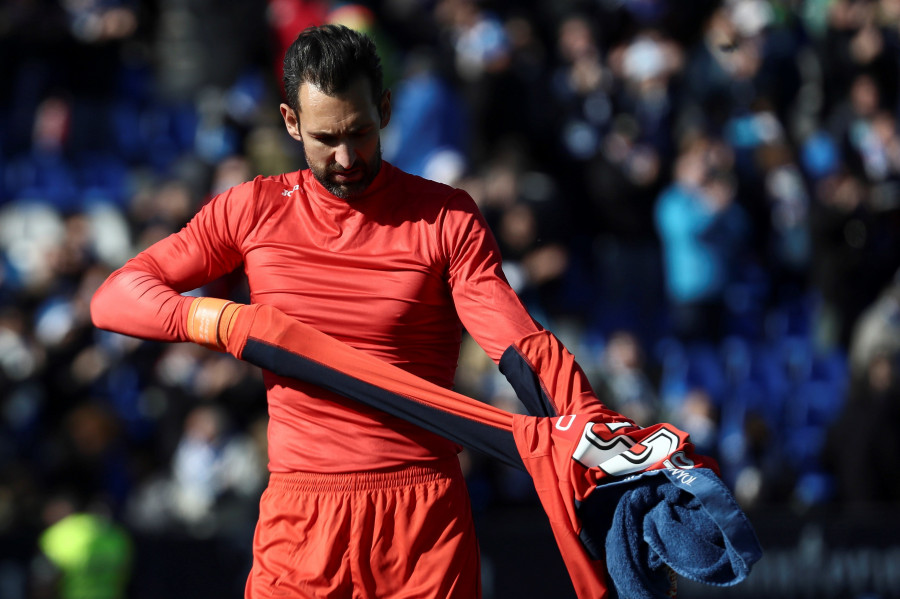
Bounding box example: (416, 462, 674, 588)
(90, 182, 253, 341)
(499, 330, 629, 421)
(439, 191, 629, 422)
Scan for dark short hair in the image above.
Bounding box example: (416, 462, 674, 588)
(282, 24, 384, 114)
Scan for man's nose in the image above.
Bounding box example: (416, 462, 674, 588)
(335, 142, 355, 169)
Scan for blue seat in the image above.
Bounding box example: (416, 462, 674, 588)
(778, 335, 814, 384)
(111, 100, 146, 162)
(6, 151, 79, 210)
(684, 342, 728, 407)
(782, 424, 827, 472)
(654, 337, 690, 412)
(811, 349, 849, 386)
(721, 336, 752, 385)
(793, 470, 835, 506)
(76, 152, 131, 207)
(785, 379, 846, 429)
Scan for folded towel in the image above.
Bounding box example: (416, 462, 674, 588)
(582, 468, 762, 598)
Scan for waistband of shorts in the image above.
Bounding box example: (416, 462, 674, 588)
(266, 457, 463, 493)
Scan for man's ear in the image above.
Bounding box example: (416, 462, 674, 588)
(280, 103, 303, 142)
(379, 90, 392, 129)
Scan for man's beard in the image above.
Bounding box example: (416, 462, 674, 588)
(308, 142, 383, 200)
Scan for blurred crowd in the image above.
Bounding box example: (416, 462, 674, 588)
(2, 0, 900, 596)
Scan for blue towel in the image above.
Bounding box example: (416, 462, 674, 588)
(579, 468, 762, 599)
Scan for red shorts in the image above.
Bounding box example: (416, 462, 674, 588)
(245, 457, 481, 598)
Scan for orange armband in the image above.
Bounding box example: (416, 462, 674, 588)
(185, 297, 243, 351)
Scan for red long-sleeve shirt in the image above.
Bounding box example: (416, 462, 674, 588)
(92, 163, 541, 473)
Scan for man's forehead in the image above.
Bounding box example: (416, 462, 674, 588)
(297, 77, 373, 110)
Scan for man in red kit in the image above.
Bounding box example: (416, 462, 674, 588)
(91, 24, 628, 598)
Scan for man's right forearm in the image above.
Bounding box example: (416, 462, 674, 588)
(90, 264, 194, 342)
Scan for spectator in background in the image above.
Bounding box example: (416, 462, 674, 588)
(826, 269, 900, 509)
(5, 95, 80, 212)
(31, 492, 133, 599)
(678, 5, 745, 132)
(827, 73, 889, 179)
(434, 0, 513, 165)
(823, 350, 900, 510)
(848, 269, 900, 379)
(609, 27, 682, 157)
(729, 110, 813, 308)
(761, 142, 813, 296)
(592, 330, 660, 427)
(266, 0, 330, 87)
(494, 193, 572, 321)
(43, 402, 132, 517)
(654, 133, 751, 343)
(168, 404, 266, 535)
(669, 387, 720, 459)
(550, 12, 612, 162)
(151, 0, 270, 104)
(819, 0, 900, 123)
(382, 48, 469, 185)
(459, 142, 574, 322)
(809, 169, 900, 350)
